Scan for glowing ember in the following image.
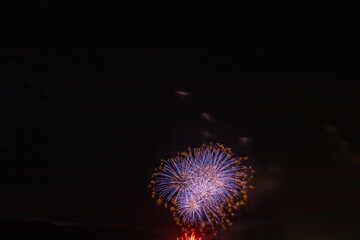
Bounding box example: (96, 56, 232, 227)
(177, 232, 201, 240)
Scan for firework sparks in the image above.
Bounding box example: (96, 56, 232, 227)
(149, 143, 254, 235)
(177, 232, 200, 240)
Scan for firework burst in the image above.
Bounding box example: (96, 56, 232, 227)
(149, 143, 254, 235)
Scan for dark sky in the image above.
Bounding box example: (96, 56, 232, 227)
(1, 2, 359, 239)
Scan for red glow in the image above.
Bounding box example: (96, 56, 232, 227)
(177, 232, 201, 240)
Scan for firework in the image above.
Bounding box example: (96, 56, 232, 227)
(149, 143, 254, 234)
(177, 232, 200, 240)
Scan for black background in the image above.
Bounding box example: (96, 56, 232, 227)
(1, 1, 359, 239)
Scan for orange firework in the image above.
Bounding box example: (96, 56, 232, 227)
(177, 232, 200, 240)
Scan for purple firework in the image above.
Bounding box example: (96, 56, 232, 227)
(149, 143, 253, 233)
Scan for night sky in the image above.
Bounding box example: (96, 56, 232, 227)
(1, 2, 359, 239)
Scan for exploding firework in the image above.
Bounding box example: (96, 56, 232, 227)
(178, 232, 200, 240)
(149, 143, 254, 235)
